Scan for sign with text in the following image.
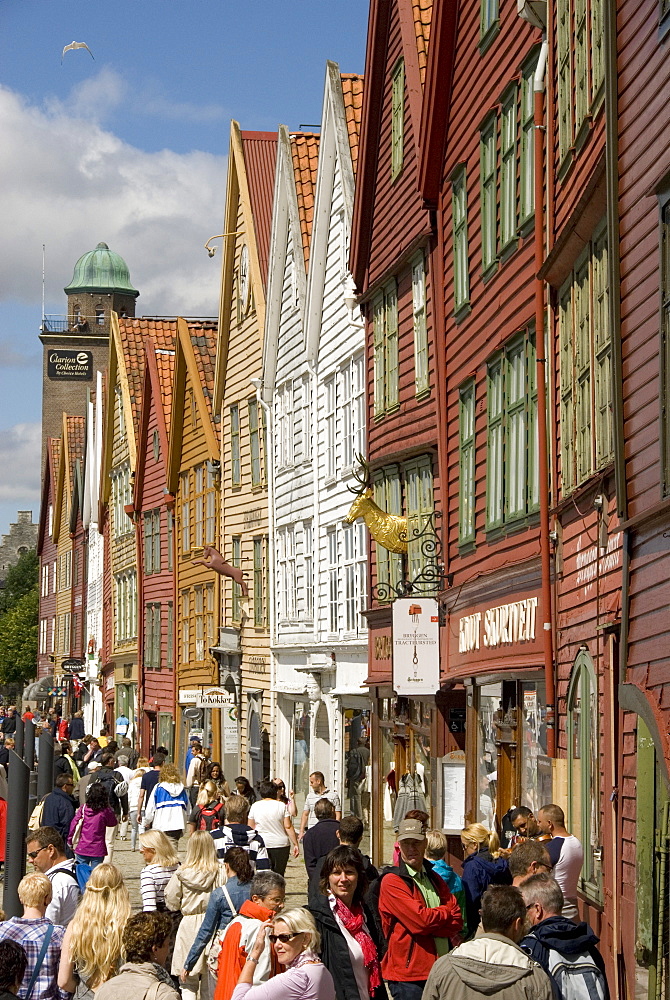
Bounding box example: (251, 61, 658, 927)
(392, 598, 440, 696)
(223, 704, 239, 753)
(48, 350, 92, 381)
(197, 687, 235, 709)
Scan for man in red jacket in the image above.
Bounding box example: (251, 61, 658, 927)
(379, 818, 463, 1000)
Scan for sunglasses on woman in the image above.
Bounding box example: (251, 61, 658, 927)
(268, 932, 299, 943)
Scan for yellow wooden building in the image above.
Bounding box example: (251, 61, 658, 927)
(167, 318, 221, 763)
(213, 124, 277, 785)
(52, 415, 85, 676)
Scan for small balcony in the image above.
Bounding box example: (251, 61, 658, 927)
(41, 314, 107, 334)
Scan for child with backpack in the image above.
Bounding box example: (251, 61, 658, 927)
(188, 780, 225, 834)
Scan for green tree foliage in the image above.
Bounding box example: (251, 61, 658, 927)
(0, 548, 39, 616)
(0, 586, 39, 685)
(0, 548, 39, 685)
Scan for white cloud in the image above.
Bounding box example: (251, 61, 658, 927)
(0, 424, 41, 501)
(0, 83, 227, 317)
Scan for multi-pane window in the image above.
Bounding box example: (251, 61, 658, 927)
(167, 510, 174, 571)
(574, 0, 588, 135)
(341, 355, 365, 470)
(486, 334, 539, 529)
(567, 652, 602, 900)
(253, 537, 267, 627)
(205, 468, 216, 545)
(557, 0, 604, 161)
(325, 376, 337, 478)
(180, 590, 190, 664)
(41, 563, 49, 598)
(295, 376, 312, 464)
(500, 87, 517, 252)
(661, 202, 670, 495)
(452, 166, 470, 313)
(276, 526, 296, 622)
(373, 466, 403, 594)
(48, 504, 53, 537)
(115, 570, 137, 643)
(180, 472, 190, 553)
(206, 583, 215, 652)
(342, 521, 367, 633)
(303, 522, 313, 620)
(405, 457, 435, 591)
(481, 0, 499, 39)
(373, 282, 399, 417)
(249, 399, 262, 486)
(194, 465, 204, 548)
(231, 537, 242, 622)
(328, 527, 339, 634)
(391, 59, 405, 180)
(559, 224, 611, 493)
(412, 256, 429, 395)
(144, 510, 161, 574)
(459, 382, 476, 544)
(115, 384, 126, 440)
(166, 603, 173, 669)
(39, 618, 48, 655)
(480, 116, 497, 274)
(230, 405, 241, 486)
(557, 0, 572, 161)
(519, 59, 535, 226)
(51, 617, 56, 653)
(58, 551, 72, 591)
(276, 382, 294, 469)
(144, 603, 161, 669)
(195, 586, 205, 660)
(111, 465, 131, 538)
(56, 612, 71, 654)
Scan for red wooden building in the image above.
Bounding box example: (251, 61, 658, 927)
(36, 439, 61, 685)
(133, 328, 178, 756)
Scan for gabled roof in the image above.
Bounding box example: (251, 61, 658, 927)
(340, 73, 365, 177)
(291, 133, 320, 268)
(37, 437, 61, 554)
(133, 334, 176, 511)
(53, 415, 85, 541)
(167, 318, 219, 493)
(213, 123, 278, 413)
(418, 0, 459, 204)
(350, 0, 433, 290)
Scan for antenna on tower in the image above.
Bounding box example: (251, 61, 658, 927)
(42, 244, 45, 326)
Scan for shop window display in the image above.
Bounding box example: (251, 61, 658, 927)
(292, 701, 311, 819)
(476, 684, 501, 828)
(520, 681, 552, 813)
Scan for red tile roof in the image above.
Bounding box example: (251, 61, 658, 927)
(413, 0, 433, 88)
(66, 416, 85, 487)
(290, 134, 320, 268)
(186, 321, 219, 441)
(340, 74, 365, 177)
(152, 343, 176, 436)
(48, 437, 61, 493)
(117, 318, 177, 441)
(241, 132, 278, 289)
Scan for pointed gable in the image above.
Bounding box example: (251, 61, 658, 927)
(290, 133, 320, 269)
(38, 437, 61, 553)
(134, 333, 176, 510)
(240, 132, 278, 289)
(413, 0, 433, 87)
(341, 74, 365, 177)
(167, 318, 219, 492)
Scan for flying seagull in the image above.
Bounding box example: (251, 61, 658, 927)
(62, 41, 95, 63)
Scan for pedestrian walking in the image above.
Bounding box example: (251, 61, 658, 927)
(0, 872, 66, 1000)
(57, 863, 131, 997)
(166, 831, 225, 1000)
(68, 781, 118, 885)
(120, 737, 140, 769)
(392, 810, 429, 866)
(188, 780, 225, 836)
(186, 746, 207, 808)
(143, 762, 189, 843)
(41, 774, 77, 847)
(26, 827, 80, 927)
(520, 874, 608, 1000)
(536, 805, 584, 921)
(95, 912, 181, 1000)
(181, 847, 254, 987)
(137, 752, 166, 827)
(460, 823, 511, 937)
(377, 818, 462, 1000)
(54, 742, 80, 783)
(421, 885, 553, 1000)
(211, 794, 271, 869)
(74, 760, 102, 805)
(311, 815, 378, 886)
(234, 777, 257, 806)
(207, 763, 231, 800)
(425, 830, 468, 943)
(302, 800, 339, 880)
(139, 830, 181, 911)
(272, 780, 297, 819)
(211, 871, 286, 1000)
(128, 762, 149, 851)
(298, 773, 340, 838)
(308, 846, 386, 1000)
(68, 712, 85, 743)
(508, 841, 554, 887)
(229, 908, 336, 1000)
(2, 706, 17, 735)
(0, 940, 28, 999)
(248, 780, 299, 876)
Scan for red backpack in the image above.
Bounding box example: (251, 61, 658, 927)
(198, 802, 224, 831)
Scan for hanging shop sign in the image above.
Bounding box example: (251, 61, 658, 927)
(197, 687, 234, 709)
(48, 350, 92, 381)
(392, 597, 440, 696)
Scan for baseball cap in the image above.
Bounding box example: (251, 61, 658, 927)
(397, 819, 426, 842)
(88, 761, 102, 770)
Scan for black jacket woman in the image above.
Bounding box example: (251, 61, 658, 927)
(307, 846, 387, 1000)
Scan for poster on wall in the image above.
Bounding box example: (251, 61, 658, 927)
(392, 597, 440, 696)
(442, 750, 466, 832)
(223, 704, 239, 753)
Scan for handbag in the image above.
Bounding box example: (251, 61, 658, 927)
(24, 923, 54, 1000)
(71, 806, 86, 850)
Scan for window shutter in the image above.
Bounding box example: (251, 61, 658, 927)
(559, 283, 575, 493)
(557, 0, 572, 159)
(452, 167, 470, 312)
(459, 383, 476, 544)
(486, 358, 504, 529)
(500, 88, 517, 251)
(480, 119, 497, 273)
(506, 339, 527, 521)
(391, 60, 405, 179)
(592, 228, 612, 467)
(412, 256, 429, 395)
(575, 258, 592, 483)
(520, 62, 535, 225)
(385, 284, 399, 409)
(574, 0, 588, 134)
(373, 296, 386, 417)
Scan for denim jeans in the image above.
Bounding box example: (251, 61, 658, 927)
(74, 853, 104, 868)
(387, 981, 428, 1000)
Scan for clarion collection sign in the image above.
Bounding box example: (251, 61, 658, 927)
(48, 350, 93, 381)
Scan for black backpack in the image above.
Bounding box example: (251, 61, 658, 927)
(364, 865, 397, 958)
(88, 770, 128, 812)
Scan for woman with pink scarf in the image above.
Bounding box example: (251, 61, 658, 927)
(231, 907, 335, 1000)
(308, 847, 387, 1000)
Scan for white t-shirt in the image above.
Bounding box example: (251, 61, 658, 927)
(46, 861, 80, 926)
(249, 798, 290, 848)
(303, 788, 341, 829)
(553, 834, 584, 899)
(329, 892, 369, 1000)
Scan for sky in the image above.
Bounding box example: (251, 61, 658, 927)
(0, 0, 368, 539)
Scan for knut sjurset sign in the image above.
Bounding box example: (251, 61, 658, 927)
(48, 350, 92, 380)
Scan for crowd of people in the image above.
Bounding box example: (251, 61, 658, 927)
(0, 720, 609, 1000)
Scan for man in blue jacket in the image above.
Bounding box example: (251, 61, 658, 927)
(41, 774, 77, 847)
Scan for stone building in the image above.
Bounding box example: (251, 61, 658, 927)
(0, 511, 38, 582)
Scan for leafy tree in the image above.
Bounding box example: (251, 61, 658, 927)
(0, 548, 38, 616)
(0, 585, 39, 685)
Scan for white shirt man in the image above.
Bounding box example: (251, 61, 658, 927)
(299, 771, 341, 836)
(26, 830, 80, 926)
(537, 803, 584, 920)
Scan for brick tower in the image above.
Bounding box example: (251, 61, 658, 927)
(39, 242, 140, 469)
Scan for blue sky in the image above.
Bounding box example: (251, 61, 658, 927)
(0, 0, 368, 538)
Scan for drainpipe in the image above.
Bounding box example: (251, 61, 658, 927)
(253, 380, 276, 763)
(533, 38, 556, 758)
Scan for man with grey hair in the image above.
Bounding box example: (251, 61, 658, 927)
(520, 874, 608, 1000)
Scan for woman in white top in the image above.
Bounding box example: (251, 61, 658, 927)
(127, 759, 149, 851)
(139, 830, 180, 911)
(248, 780, 299, 876)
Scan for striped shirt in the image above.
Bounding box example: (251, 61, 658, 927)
(0, 916, 67, 1000)
(140, 862, 180, 911)
(211, 823, 271, 869)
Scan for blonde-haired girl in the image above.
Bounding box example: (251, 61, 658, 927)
(58, 863, 131, 996)
(460, 823, 510, 937)
(166, 831, 225, 1000)
(187, 780, 225, 835)
(143, 763, 189, 842)
(139, 830, 180, 911)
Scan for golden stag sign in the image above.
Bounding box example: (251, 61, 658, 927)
(342, 456, 408, 555)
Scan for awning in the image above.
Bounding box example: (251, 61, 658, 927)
(23, 676, 54, 701)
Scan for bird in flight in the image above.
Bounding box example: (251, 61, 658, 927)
(62, 41, 95, 63)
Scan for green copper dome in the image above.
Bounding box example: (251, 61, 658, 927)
(64, 242, 139, 297)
